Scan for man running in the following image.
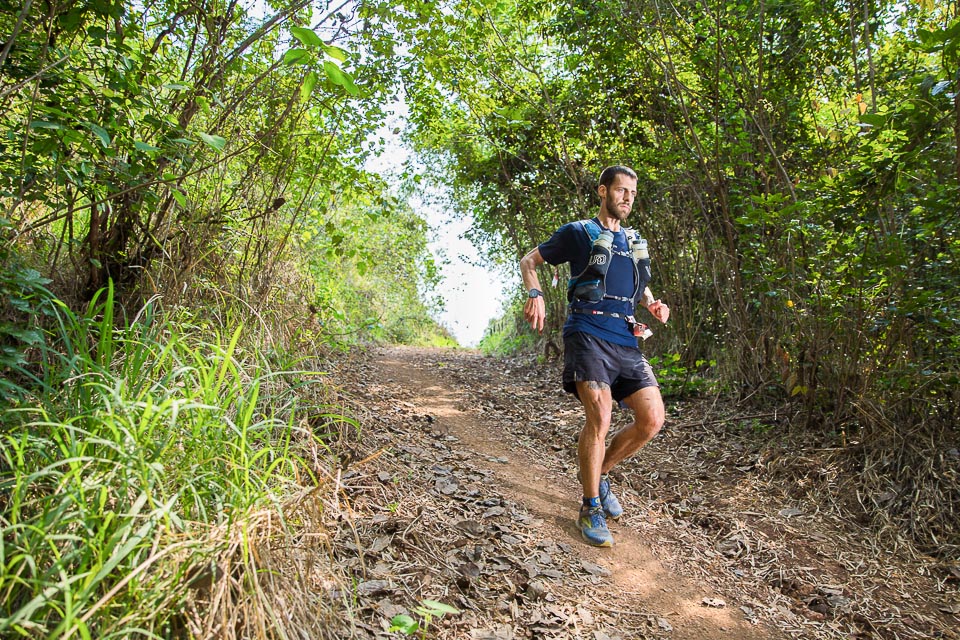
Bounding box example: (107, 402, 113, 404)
(519, 165, 670, 547)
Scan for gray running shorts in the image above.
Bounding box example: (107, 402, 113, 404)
(562, 331, 659, 401)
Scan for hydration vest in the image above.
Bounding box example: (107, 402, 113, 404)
(567, 219, 652, 307)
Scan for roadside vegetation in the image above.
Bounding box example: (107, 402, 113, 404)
(1, 1, 450, 637)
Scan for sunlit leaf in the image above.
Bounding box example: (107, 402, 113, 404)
(860, 113, 888, 127)
(420, 599, 460, 615)
(322, 44, 348, 62)
(323, 61, 359, 96)
(291, 26, 324, 47)
(323, 60, 348, 85)
(343, 74, 359, 96)
(283, 48, 311, 65)
(388, 614, 418, 634)
(301, 71, 318, 102)
(197, 132, 226, 152)
(86, 122, 111, 148)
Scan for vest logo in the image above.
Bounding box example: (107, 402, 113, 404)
(589, 255, 607, 266)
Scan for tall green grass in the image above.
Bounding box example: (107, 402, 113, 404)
(1, 283, 348, 638)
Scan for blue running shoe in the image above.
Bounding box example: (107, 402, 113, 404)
(599, 474, 624, 519)
(578, 471, 625, 519)
(578, 504, 613, 547)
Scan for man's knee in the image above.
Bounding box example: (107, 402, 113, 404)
(640, 400, 665, 430)
(581, 405, 612, 436)
(621, 413, 661, 444)
(643, 413, 664, 439)
(576, 381, 612, 434)
(624, 388, 665, 436)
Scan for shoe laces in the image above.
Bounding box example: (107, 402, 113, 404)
(582, 504, 607, 527)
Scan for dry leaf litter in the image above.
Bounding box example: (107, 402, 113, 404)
(296, 346, 959, 640)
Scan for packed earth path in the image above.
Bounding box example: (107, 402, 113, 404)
(328, 346, 958, 640)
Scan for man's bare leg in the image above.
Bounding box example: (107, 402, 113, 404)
(576, 380, 613, 498)
(600, 386, 665, 475)
(574, 380, 616, 546)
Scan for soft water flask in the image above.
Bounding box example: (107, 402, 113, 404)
(572, 230, 614, 302)
(631, 236, 651, 284)
(630, 237, 648, 261)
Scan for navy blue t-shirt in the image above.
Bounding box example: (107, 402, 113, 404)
(538, 218, 645, 348)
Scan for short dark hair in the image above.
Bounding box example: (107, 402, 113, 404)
(598, 165, 638, 189)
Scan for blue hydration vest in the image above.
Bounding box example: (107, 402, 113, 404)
(567, 219, 651, 308)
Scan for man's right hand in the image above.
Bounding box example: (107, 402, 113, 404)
(519, 248, 548, 333)
(524, 296, 545, 333)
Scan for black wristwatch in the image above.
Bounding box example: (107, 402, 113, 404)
(528, 288, 543, 299)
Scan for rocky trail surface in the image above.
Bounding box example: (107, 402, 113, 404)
(325, 346, 958, 639)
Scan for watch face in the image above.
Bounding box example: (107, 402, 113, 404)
(529, 289, 541, 298)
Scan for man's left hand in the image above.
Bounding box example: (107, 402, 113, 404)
(647, 299, 670, 324)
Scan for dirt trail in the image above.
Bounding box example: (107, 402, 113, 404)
(370, 346, 780, 640)
(334, 345, 955, 639)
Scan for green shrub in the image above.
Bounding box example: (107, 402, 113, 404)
(0, 218, 57, 401)
(649, 353, 719, 399)
(0, 283, 340, 638)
